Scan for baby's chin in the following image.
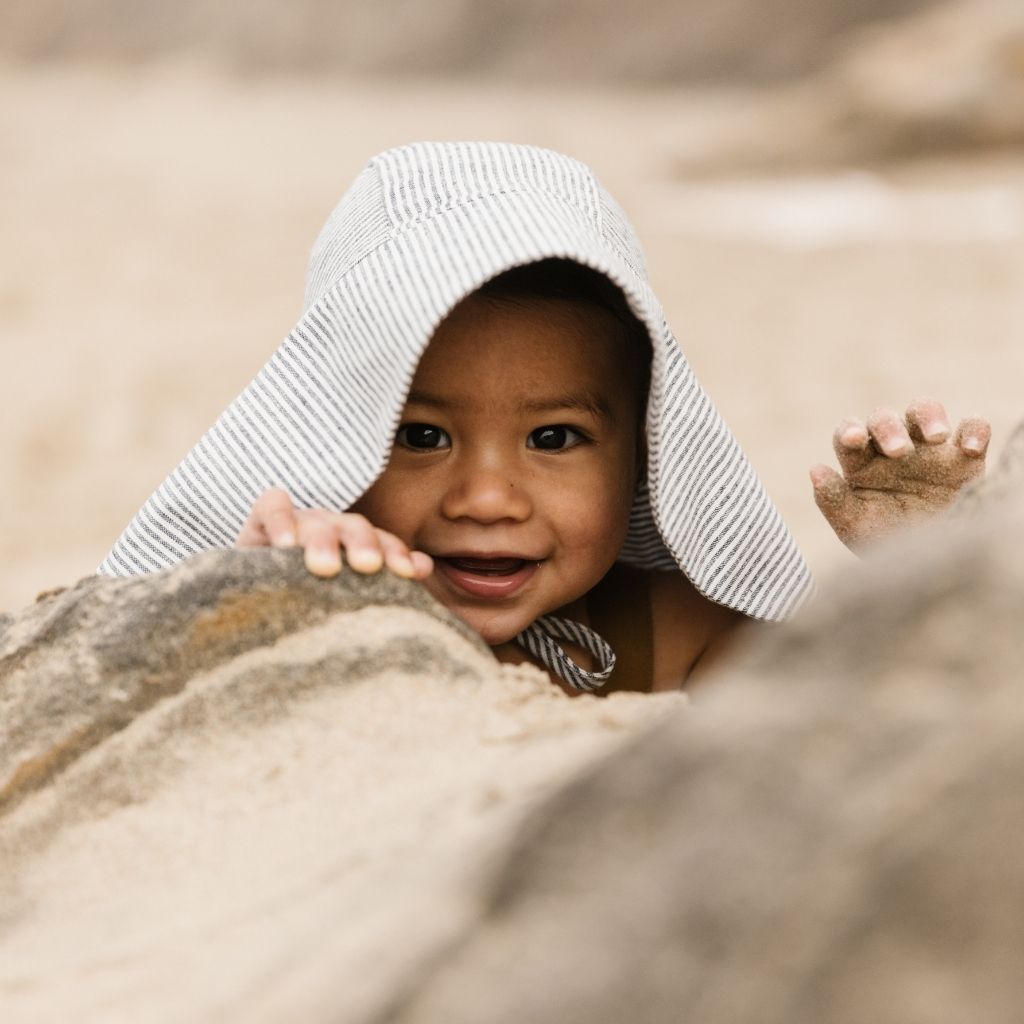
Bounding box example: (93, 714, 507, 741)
(469, 616, 524, 647)
(444, 605, 529, 647)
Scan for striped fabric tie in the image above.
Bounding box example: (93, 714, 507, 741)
(517, 617, 617, 693)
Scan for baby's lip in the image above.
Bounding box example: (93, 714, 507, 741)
(435, 553, 543, 575)
(433, 554, 541, 600)
(434, 550, 545, 562)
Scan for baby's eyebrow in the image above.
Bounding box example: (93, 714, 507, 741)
(405, 388, 613, 421)
(405, 389, 449, 409)
(520, 391, 613, 421)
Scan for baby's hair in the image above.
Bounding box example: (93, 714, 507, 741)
(477, 258, 652, 400)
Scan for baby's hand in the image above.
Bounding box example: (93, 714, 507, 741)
(235, 488, 433, 580)
(811, 398, 990, 550)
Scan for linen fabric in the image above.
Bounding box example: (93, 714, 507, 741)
(99, 141, 813, 685)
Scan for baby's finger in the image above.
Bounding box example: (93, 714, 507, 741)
(260, 488, 300, 547)
(334, 514, 385, 574)
(377, 529, 433, 579)
(376, 530, 418, 579)
(905, 397, 951, 445)
(810, 463, 860, 545)
(956, 416, 991, 459)
(360, 527, 434, 580)
(298, 514, 345, 577)
(378, 537, 432, 581)
(236, 487, 296, 547)
(832, 416, 872, 475)
(867, 407, 914, 459)
(409, 551, 434, 579)
(235, 512, 271, 548)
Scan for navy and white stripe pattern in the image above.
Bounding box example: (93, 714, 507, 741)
(517, 616, 616, 693)
(99, 141, 813, 689)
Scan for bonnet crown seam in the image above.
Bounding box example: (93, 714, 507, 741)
(380, 185, 597, 241)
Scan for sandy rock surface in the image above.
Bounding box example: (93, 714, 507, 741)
(834, 0, 1024, 156)
(0, 549, 482, 815)
(0, 550, 680, 1023)
(671, 0, 1024, 170)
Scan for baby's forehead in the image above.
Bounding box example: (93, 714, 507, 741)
(425, 291, 640, 368)
(408, 293, 648, 426)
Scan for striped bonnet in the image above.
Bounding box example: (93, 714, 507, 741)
(100, 141, 812, 688)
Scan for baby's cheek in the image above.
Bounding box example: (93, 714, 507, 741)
(559, 487, 632, 559)
(349, 479, 406, 537)
(420, 573, 454, 612)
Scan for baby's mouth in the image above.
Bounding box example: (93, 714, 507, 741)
(442, 556, 529, 576)
(433, 555, 541, 600)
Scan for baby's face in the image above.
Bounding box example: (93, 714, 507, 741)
(352, 292, 644, 646)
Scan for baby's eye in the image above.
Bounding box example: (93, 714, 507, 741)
(396, 423, 451, 451)
(526, 425, 585, 451)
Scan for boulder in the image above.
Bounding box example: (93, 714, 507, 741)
(0, 549, 677, 1023)
(674, 0, 1024, 170)
(0, 548, 482, 818)
(832, 0, 1024, 157)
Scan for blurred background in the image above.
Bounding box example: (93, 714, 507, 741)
(1, 0, 1022, 611)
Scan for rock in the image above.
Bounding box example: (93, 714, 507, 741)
(372, 431, 1024, 1024)
(0, 547, 678, 1023)
(948, 418, 1024, 519)
(0, 547, 483, 817)
(669, 0, 1024, 171)
(832, 0, 1024, 158)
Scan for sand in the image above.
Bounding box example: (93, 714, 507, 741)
(0, 599, 683, 1022)
(2, 61, 1022, 613)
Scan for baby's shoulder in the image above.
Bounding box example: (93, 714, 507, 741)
(639, 567, 746, 690)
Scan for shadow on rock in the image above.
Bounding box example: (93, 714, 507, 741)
(0, 548, 483, 816)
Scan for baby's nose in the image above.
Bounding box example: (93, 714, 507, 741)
(440, 465, 532, 524)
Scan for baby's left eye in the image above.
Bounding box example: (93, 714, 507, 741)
(526, 426, 585, 451)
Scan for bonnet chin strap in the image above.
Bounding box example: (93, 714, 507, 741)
(515, 616, 616, 693)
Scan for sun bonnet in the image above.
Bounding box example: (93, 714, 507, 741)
(100, 141, 812, 687)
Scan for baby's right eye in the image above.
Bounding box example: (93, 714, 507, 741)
(396, 423, 451, 451)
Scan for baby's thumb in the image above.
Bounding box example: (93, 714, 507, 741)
(810, 464, 857, 539)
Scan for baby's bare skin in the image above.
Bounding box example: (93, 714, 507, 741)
(810, 397, 990, 550)
(240, 399, 992, 572)
(236, 487, 434, 580)
(235, 397, 990, 691)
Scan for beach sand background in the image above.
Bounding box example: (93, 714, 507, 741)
(1, 0, 1023, 613)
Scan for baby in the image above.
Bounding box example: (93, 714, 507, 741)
(101, 142, 989, 695)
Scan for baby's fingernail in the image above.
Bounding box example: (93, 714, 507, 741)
(840, 427, 867, 447)
(305, 548, 341, 576)
(924, 421, 950, 442)
(278, 531, 297, 547)
(963, 436, 984, 452)
(348, 549, 383, 573)
(391, 555, 415, 578)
